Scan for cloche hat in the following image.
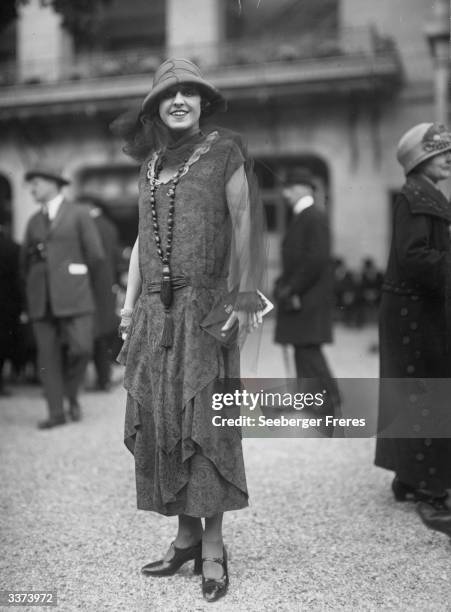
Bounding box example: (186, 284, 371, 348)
(396, 123, 451, 175)
(24, 164, 70, 186)
(141, 58, 226, 116)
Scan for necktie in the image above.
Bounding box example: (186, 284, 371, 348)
(42, 205, 50, 230)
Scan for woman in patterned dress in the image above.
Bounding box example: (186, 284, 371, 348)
(115, 59, 265, 602)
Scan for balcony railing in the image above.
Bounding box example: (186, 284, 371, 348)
(0, 26, 400, 88)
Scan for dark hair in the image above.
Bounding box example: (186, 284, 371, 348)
(407, 164, 425, 178)
(110, 92, 215, 162)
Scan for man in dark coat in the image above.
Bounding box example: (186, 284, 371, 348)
(75, 195, 120, 391)
(274, 169, 340, 416)
(22, 166, 106, 428)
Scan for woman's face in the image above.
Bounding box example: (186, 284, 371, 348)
(419, 150, 451, 183)
(158, 85, 202, 134)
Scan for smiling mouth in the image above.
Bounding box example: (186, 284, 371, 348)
(171, 110, 188, 117)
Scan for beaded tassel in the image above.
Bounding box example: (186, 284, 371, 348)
(149, 155, 186, 348)
(160, 264, 173, 348)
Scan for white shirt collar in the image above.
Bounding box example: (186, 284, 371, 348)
(293, 194, 314, 216)
(43, 193, 64, 221)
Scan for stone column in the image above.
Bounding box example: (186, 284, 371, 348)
(166, 0, 225, 67)
(17, 0, 73, 83)
(425, 0, 449, 125)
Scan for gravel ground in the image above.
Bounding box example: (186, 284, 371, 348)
(1, 326, 450, 611)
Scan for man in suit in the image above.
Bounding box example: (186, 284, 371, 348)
(22, 166, 106, 428)
(274, 168, 340, 419)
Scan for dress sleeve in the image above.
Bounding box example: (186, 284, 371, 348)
(224, 141, 246, 184)
(225, 159, 267, 311)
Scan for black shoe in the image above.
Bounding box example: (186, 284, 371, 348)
(417, 497, 451, 537)
(68, 401, 82, 422)
(38, 416, 66, 430)
(391, 476, 439, 503)
(202, 547, 229, 603)
(391, 476, 417, 501)
(141, 541, 202, 576)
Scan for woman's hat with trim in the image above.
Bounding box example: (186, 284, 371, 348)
(141, 58, 226, 117)
(396, 123, 451, 174)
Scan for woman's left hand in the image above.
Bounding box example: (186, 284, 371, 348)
(221, 309, 263, 339)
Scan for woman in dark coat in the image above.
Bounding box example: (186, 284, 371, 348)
(375, 122, 451, 537)
(114, 59, 265, 602)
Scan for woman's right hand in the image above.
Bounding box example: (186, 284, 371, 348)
(119, 308, 133, 340)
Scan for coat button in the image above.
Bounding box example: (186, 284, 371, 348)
(412, 424, 421, 432)
(414, 350, 421, 359)
(429, 467, 437, 475)
(409, 394, 418, 403)
(410, 322, 418, 330)
(406, 365, 415, 374)
(416, 453, 424, 461)
(419, 480, 427, 489)
(411, 295, 419, 301)
(400, 308, 408, 316)
(424, 438, 432, 446)
(421, 408, 430, 417)
(402, 336, 410, 345)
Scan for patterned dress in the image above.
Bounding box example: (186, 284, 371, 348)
(118, 131, 249, 517)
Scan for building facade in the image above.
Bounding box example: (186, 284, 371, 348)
(0, 0, 448, 283)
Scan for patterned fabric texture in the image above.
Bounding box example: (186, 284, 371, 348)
(118, 132, 249, 516)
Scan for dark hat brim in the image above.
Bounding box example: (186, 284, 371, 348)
(284, 170, 317, 190)
(24, 170, 70, 186)
(142, 75, 226, 117)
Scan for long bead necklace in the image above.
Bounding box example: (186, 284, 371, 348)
(149, 154, 187, 347)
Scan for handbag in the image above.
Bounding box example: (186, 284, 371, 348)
(200, 286, 240, 347)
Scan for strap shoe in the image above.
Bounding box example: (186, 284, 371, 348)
(202, 547, 229, 602)
(141, 541, 202, 576)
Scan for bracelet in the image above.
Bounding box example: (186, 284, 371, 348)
(120, 308, 133, 317)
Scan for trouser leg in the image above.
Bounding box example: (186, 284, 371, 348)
(32, 319, 65, 420)
(294, 344, 341, 414)
(93, 334, 111, 388)
(60, 314, 93, 403)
